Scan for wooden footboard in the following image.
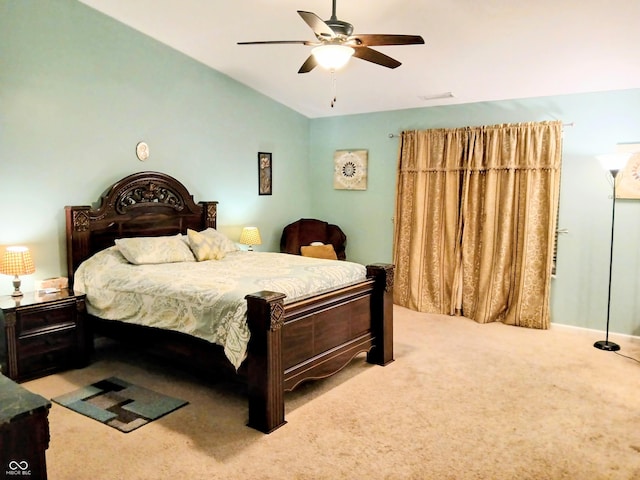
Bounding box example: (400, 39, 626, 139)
(245, 263, 393, 433)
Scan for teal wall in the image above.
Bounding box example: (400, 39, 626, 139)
(1, 0, 311, 291)
(2, 1, 639, 337)
(309, 90, 640, 335)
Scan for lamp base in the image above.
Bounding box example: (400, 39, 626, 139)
(593, 340, 620, 351)
(11, 276, 23, 297)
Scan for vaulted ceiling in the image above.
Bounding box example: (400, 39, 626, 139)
(79, 0, 640, 118)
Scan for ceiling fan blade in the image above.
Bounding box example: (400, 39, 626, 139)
(348, 34, 425, 47)
(297, 10, 336, 38)
(352, 46, 401, 69)
(298, 55, 318, 74)
(237, 40, 315, 45)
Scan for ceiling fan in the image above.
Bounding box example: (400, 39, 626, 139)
(237, 0, 425, 74)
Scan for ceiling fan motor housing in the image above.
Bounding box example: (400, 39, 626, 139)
(324, 19, 353, 37)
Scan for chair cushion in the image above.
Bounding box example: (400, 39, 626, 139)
(301, 244, 338, 260)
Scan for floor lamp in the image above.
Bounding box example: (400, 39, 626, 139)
(593, 153, 631, 351)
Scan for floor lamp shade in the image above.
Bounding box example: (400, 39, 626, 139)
(597, 152, 631, 174)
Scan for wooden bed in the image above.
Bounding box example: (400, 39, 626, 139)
(65, 171, 394, 433)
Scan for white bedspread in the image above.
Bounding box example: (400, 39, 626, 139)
(74, 247, 367, 369)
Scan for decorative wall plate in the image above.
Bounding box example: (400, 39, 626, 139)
(136, 142, 149, 161)
(333, 150, 368, 190)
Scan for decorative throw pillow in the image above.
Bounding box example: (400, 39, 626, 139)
(198, 228, 239, 254)
(115, 235, 196, 265)
(300, 244, 338, 260)
(187, 228, 226, 261)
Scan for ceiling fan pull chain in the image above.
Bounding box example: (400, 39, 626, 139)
(330, 69, 337, 107)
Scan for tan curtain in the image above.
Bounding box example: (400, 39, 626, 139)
(393, 121, 562, 329)
(393, 128, 466, 313)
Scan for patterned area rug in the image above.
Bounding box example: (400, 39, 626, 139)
(52, 377, 188, 433)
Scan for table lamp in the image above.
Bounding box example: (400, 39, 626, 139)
(0, 246, 36, 297)
(240, 227, 262, 251)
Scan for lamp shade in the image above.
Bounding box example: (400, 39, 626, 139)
(0, 246, 35, 276)
(597, 152, 632, 172)
(240, 227, 262, 246)
(312, 44, 354, 70)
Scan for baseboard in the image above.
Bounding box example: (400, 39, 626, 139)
(550, 322, 640, 345)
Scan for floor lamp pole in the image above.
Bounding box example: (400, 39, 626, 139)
(594, 168, 621, 351)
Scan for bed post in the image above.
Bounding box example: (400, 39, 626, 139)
(245, 290, 287, 433)
(366, 263, 395, 366)
(198, 201, 218, 229)
(65, 205, 92, 289)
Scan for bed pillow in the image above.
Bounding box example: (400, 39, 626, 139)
(300, 244, 338, 260)
(197, 228, 239, 254)
(115, 235, 196, 265)
(187, 228, 227, 261)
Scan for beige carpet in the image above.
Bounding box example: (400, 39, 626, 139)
(24, 306, 640, 480)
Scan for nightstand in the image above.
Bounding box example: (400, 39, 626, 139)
(0, 289, 89, 382)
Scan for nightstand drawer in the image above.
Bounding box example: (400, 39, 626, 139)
(18, 326, 78, 360)
(18, 345, 78, 379)
(18, 303, 77, 334)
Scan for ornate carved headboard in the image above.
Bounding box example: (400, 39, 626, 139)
(65, 171, 218, 287)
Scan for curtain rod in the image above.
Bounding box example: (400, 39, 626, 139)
(387, 122, 575, 138)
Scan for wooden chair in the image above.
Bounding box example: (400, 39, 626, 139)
(280, 218, 347, 260)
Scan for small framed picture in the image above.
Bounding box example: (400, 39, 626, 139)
(258, 152, 272, 195)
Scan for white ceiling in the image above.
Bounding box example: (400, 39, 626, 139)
(79, 0, 640, 119)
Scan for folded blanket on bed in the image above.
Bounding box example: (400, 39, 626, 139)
(74, 248, 366, 369)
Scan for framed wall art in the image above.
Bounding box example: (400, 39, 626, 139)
(614, 143, 640, 199)
(334, 150, 368, 190)
(258, 152, 272, 195)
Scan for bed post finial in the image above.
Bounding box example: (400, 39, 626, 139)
(65, 205, 92, 288)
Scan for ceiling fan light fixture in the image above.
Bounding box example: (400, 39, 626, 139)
(312, 44, 354, 70)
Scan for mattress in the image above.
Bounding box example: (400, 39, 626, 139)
(74, 247, 367, 369)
